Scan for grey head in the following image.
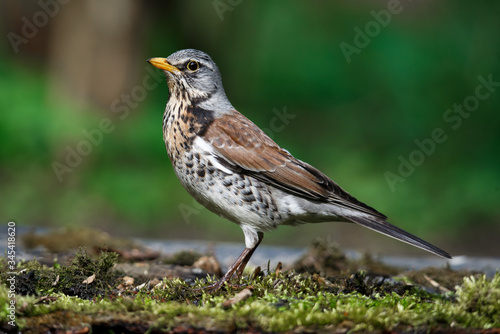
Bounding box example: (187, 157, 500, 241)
(149, 49, 234, 112)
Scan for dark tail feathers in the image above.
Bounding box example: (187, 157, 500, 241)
(346, 215, 452, 259)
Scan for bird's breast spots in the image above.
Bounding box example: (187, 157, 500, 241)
(207, 165, 216, 175)
(222, 178, 233, 187)
(241, 187, 253, 196)
(186, 105, 215, 136)
(242, 194, 256, 203)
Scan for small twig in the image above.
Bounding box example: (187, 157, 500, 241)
(423, 274, 450, 293)
(222, 288, 253, 309)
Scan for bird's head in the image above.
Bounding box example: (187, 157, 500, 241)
(148, 49, 233, 112)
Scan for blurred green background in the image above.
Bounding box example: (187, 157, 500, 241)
(1, 1, 499, 256)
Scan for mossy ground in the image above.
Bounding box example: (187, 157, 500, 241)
(1, 230, 499, 333)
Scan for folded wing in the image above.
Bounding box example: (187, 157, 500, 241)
(202, 111, 386, 219)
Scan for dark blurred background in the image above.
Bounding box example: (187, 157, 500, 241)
(1, 0, 499, 257)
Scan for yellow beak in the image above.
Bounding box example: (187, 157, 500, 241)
(147, 57, 180, 73)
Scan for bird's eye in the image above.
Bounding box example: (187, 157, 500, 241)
(187, 60, 199, 72)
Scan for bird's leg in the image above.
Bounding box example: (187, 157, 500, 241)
(197, 247, 251, 292)
(198, 232, 263, 292)
(235, 232, 263, 278)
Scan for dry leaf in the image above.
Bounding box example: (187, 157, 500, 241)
(82, 273, 95, 284)
(122, 276, 135, 286)
(275, 262, 283, 278)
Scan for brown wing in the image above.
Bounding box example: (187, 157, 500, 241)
(202, 111, 387, 219)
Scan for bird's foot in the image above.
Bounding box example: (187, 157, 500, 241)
(193, 268, 262, 292)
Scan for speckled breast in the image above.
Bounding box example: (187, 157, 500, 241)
(171, 149, 282, 231)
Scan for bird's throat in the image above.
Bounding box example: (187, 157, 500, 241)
(163, 98, 215, 161)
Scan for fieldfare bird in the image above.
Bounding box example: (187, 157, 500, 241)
(148, 49, 451, 290)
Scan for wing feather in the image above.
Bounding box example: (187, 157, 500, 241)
(202, 111, 386, 219)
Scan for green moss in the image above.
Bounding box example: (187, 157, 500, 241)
(1, 246, 499, 333)
(0, 248, 119, 300)
(455, 274, 500, 327)
(2, 273, 499, 332)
